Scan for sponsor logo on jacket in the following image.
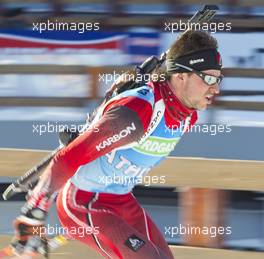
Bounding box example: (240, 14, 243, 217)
(134, 136, 180, 156)
(96, 122, 136, 151)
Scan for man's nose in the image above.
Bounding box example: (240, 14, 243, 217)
(210, 83, 220, 95)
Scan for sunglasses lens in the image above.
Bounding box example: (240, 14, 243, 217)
(204, 75, 217, 85)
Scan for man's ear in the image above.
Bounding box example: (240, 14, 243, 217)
(173, 72, 185, 83)
(170, 73, 187, 89)
(177, 73, 184, 81)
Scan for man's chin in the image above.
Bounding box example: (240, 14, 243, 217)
(196, 103, 208, 111)
(189, 100, 208, 111)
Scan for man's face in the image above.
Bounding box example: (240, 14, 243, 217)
(179, 69, 221, 110)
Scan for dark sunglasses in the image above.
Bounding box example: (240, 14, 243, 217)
(174, 63, 224, 86)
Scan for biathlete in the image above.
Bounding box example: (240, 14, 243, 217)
(10, 30, 223, 259)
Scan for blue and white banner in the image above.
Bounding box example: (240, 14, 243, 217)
(0, 30, 159, 65)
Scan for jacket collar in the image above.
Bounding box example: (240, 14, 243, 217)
(149, 80, 195, 122)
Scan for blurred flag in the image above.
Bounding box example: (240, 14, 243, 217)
(0, 30, 126, 52)
(0, 30, 160, 65)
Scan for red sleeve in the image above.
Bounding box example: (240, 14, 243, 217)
(30, 104, 147, 202)
(103, 96, 153, 132)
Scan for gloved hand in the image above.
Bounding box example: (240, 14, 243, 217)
(10, 206, 49, 258)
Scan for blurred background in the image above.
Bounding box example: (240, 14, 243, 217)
(0, 0, 264, 256)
